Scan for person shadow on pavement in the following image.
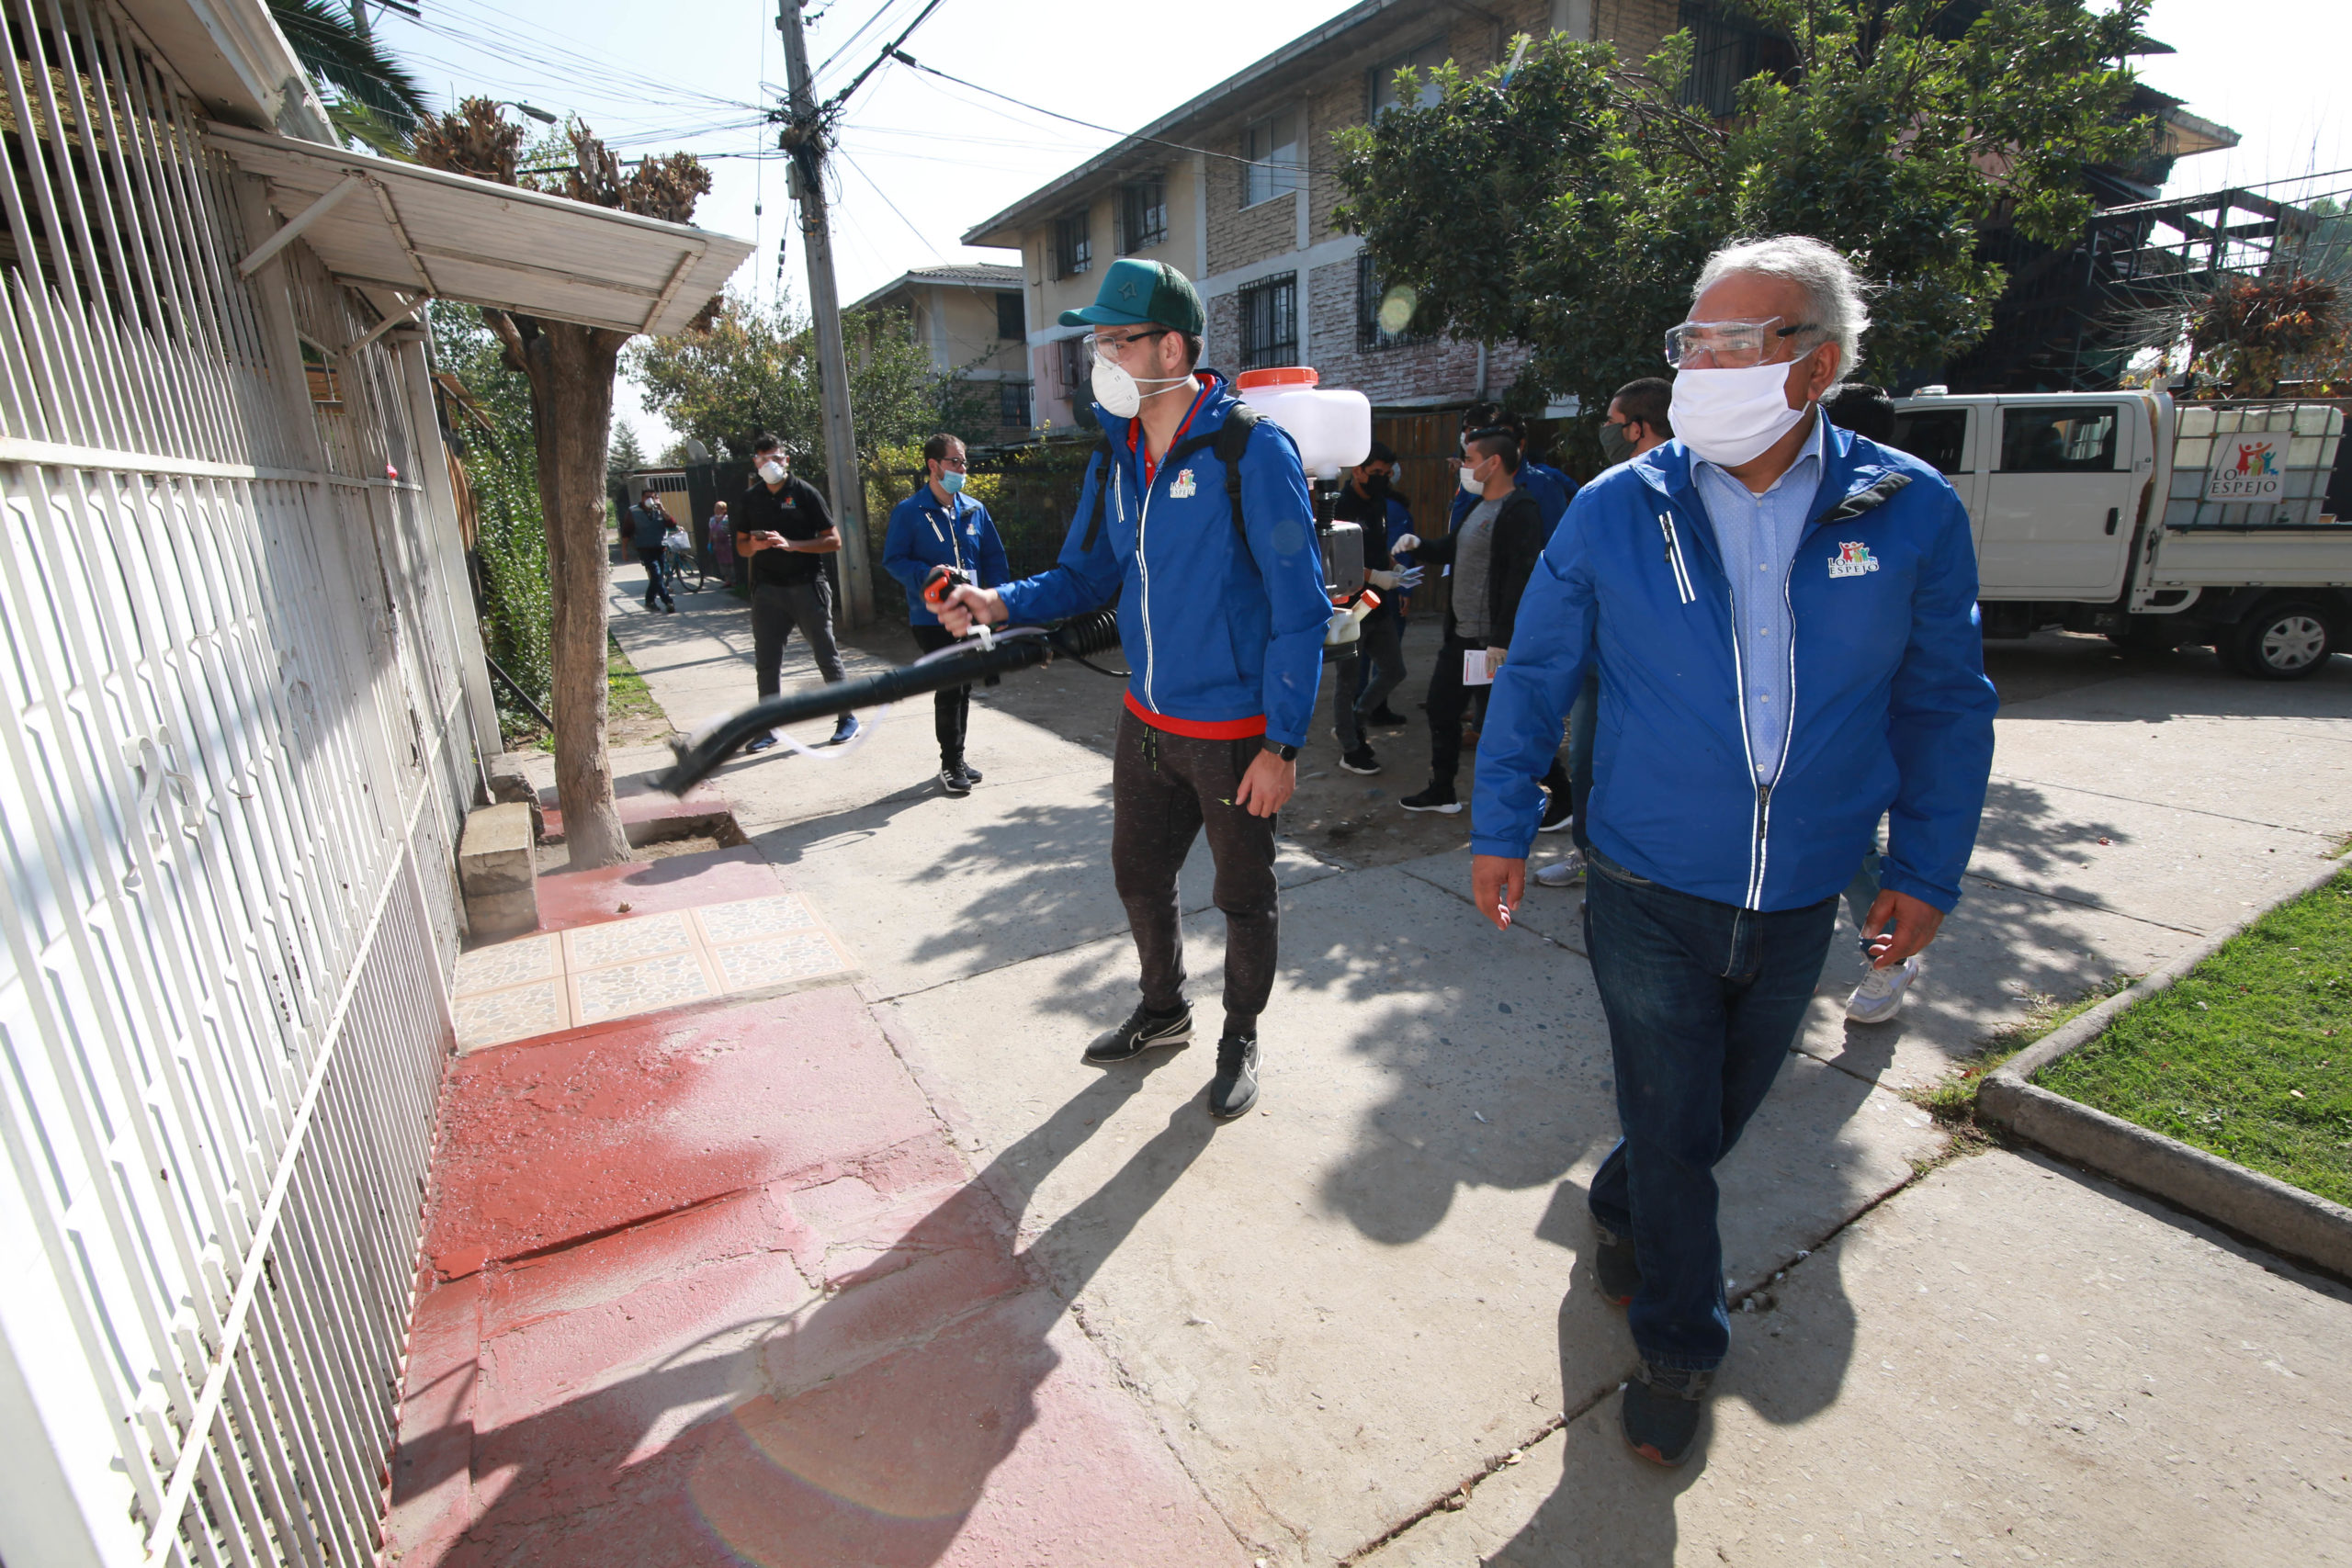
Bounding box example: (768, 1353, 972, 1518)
(400, 1059, 1217, 1567)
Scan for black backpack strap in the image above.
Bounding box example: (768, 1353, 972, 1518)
(1076, 435, 1116, 553)
(1193, 403, 1261, 546)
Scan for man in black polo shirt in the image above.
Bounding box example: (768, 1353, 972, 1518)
(733, 434, 855, 754)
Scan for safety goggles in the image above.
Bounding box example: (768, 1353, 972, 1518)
(1662, 317, 1818, 369)
(1082, 327, 1168, 359)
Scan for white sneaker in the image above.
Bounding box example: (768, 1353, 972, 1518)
(1533, 852, 1586, 887)
(1845, 955, 1920, 1023)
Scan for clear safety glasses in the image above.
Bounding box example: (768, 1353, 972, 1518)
(1082, 327, 1168, 360)
(1662, 317, 1819, 369)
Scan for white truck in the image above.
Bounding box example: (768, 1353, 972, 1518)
(1888, 389, 2350, 678)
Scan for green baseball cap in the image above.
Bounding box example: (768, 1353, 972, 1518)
(1058, 257, 1204, 335)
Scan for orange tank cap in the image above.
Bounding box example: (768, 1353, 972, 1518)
(1234, 367, 1319, 389)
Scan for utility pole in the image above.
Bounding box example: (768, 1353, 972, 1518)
(775, 0, 875, 628)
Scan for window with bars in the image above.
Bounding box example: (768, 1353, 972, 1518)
(1677, 1, 1797, 118)
(1238, 274, 1299, 368)
(1001, 379, 1033, 426)
(996, 290, 1025, 341)
(1057, 336, 1090, 401)
(1117, 176, 1168, 254)
(1241, 110, 1304, 208)
(1356, 254, 1423, 351)
(1054, 210, 1091, 276)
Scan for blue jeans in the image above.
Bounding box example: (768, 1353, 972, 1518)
(1842, 844, 1884, 957)
(1566, 672, 1598, 853)
(1583, 853, 1838, 1371)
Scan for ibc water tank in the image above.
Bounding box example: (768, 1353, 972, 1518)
(1234, 367, 1372, 479)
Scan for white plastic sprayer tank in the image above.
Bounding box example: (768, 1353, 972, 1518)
(1234, 367, 1372, 479)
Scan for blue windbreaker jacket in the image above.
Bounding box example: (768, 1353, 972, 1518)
(1473, 423, 1997, 913)
(995, 375, 1330, 747)
(882, 486, 1012, 626)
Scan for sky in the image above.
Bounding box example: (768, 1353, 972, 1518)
(368, 0, 2351, 452)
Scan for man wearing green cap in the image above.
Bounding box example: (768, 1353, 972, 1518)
(937, 259, 1329, 1121)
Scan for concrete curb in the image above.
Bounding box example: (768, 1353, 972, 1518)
(1977, 852, 2352, 1280)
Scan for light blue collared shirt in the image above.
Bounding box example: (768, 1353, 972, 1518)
(1690, 411, 1826, 785)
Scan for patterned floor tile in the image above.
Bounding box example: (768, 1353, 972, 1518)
(573, 950, 717, 1024)
(709, 931, 850, 992)
(692, 894, 818, 943)
(454, 979, 569, 1049)
(454, 934, 559, 996)
(564, 909, 693, 970)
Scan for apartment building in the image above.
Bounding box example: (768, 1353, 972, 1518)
(962, 0, 1689, 432)
(849, 262, 1038, 432)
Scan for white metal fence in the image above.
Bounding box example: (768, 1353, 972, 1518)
(0, 2, 486, 1562)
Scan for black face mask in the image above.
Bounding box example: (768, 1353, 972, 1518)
(1362, 471, 1391, 497)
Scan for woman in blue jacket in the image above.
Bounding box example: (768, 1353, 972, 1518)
(882, 434, 1012, 795)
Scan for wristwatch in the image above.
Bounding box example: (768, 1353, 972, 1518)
(1261, 739, 1300, 762)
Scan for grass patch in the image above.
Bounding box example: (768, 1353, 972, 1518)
(2035, 869, 2352, 1207)
(1904, 973, 2139, 1158)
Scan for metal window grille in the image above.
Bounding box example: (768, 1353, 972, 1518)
(1116, 176, 1166, 254)
(1054, 210, 1091, 277)
(1057, 336, 1089, 403)
(0, 3, 486, 1564)
(999, 379, 1033, 426)
(1238, 274, 1298, 369)
(1357, 254, 1424, 351)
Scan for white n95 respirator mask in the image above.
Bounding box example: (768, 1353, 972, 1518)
(1668, 353, 1816, 468)
(1091, 355, 1191, 421)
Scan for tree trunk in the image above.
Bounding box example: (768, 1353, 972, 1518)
(500, 310, 635, 870)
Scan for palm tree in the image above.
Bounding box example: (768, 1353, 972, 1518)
(268, 0, 429, 155)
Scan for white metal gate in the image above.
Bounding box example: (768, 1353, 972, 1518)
(0, 3, 485, 1563)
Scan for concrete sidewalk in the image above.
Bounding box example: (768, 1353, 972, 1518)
(392, 558, 2352, 1566)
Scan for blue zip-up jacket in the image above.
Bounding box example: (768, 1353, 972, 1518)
(995, 374, 1329, 746)
(882, 485, 1012, 626)
(1451, 457, 1576, 536)
(1473, 423, 1997, 913)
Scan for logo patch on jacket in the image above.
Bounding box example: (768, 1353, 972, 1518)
(1828, 540, 1879, 579)
(1170, 468, 1197, 498)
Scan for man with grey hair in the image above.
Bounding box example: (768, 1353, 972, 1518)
(1469, 234, 1996, 1466)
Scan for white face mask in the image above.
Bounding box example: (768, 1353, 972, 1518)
(1457, 462, 1485, 498)
(1668, 353, 1815, 468)
(1091, 355, 1191, 422)
(758, 459, 786, 484)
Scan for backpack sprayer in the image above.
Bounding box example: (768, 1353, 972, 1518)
(653, 368, 1378, 796)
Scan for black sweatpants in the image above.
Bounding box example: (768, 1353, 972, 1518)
(910, 623, 971, 768)
(1111, 708, 1280, 1040)
(1427, 631, 1569, 796)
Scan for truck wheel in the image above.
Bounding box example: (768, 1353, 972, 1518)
(2227, 601, 2335, 680)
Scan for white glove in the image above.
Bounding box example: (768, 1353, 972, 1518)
(1365, 568, 1402, 590)
(1393, 565, 1426, 590)
(1392, 533, 1420, 555)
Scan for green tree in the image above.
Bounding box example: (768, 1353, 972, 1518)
(416, 100, 713, 870)
(606, 418, 645, 485)
(433, 300, 552, 738)
(629, 291, 977, 474)
(267, 0, 428, 154)
(1335, 0, 2149, 424)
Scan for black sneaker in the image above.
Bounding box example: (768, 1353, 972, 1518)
(1538, 791, 1574, 833)
(1593, 1224, 1640, 1306)
(1400, 784, 1461, 815)
(831, 714, 861, 746)
(1367, 706, 1408, 726)
(940, 765, 971, 797)
(1208, 1034, 1260, 1119)
(1084, 1002, 1193, 1063)
(1340, 746, 1381, 775)
(1622, 1361, 1713, 1467)
(956, 761, 984, 784)
(744, 733, 779, 755)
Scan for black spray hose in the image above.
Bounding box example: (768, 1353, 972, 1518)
(652, 611, 1124, 796)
